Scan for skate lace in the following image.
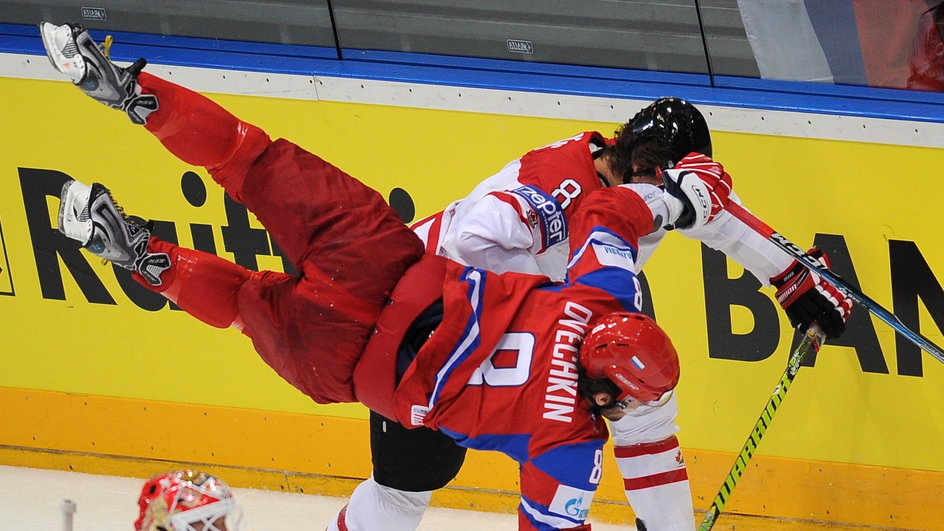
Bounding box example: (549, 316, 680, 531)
(105, 188, 128, 220)
(108, 191, 150, 229)
(100, 188, 151, 266)
(100, 35, 113, 60)
(100, 188, 127, 267)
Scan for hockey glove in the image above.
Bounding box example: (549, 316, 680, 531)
(660, 171, 710, 231)
(660, 153, 732, 231)
(673, 153, 732, 222)
(770, 248, 854, 339)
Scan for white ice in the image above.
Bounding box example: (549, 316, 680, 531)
(0, 465, 631, 530)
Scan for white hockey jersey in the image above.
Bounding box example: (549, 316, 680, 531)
(411, 132, 792, 283)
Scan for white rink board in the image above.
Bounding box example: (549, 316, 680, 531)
(3, 51, 943, 149)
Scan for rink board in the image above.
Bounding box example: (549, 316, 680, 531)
(1, 73, 943, 528)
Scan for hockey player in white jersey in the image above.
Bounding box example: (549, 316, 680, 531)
(412, 98, 853, 530)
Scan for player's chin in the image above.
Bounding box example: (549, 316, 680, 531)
(599, 407, 628, 421)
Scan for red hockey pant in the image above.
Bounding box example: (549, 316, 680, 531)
(131, 72, 425, 404)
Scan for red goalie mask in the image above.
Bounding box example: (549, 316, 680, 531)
(579, 313, 680, 403)
(135, 469, 243, 531)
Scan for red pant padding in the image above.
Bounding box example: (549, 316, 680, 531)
(131, 78, 425, 404)
(135, 238, 258, 330)
(131, 73, 427, 405)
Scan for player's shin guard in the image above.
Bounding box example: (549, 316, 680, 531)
(326, 476, 430, 531)
(136, 240, 255, 330)
(135, 72, 271, 202)
(614, 436, 695, 531)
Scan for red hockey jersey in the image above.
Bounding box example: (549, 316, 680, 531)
(395, 185, 652, 530)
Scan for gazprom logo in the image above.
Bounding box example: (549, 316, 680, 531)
(564, 495, 589, 519)
(507, 39, 534, 55)
(81, 7, 108, 21)
(549, 484, 594, 520)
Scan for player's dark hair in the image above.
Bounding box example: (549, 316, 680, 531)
(600, 129, 675, 184)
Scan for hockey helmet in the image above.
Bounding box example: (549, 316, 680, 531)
(579, 313, 680, 403)
(135, 469, 243, 531)
(628, 97, 712, 163)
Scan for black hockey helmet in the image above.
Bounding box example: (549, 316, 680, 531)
(627, 97, 712, 163)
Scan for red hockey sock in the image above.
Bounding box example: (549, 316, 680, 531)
(136, 72, 271, 201)
(134, 238, 252, 330)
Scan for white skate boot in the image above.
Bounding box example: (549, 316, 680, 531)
(59, 180, 170, 286)
(39, 22, 158, 124)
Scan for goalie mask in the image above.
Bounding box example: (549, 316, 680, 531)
(579, 313, 680, 404)
(628, 97, 712, 163)
(135, 470, 243, 531)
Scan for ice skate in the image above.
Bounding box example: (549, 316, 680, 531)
(58, 180, 170, 286)
(39, 21, 158, 124)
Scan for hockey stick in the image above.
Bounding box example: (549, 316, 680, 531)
(697, 325, 826, 531)
(725, 201, 944, 364)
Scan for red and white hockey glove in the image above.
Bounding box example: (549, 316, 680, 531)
(672, 152, 732, 222)
(660, 153, 732, 230)
(770, 248, 854, 339)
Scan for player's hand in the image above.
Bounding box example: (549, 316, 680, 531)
(770, 248, 854, 339)
(659, 170, 708, 232)
(673, 152, 732, 221)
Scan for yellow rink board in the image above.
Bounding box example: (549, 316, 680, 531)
(1, 387, 940, 530)
(2, 75, 944, 529)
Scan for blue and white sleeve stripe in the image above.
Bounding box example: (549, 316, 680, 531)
(427, 267, 486, 408)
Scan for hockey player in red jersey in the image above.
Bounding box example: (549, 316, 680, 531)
(410, 98, 854, 530)
(41, 22, 729, 531)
